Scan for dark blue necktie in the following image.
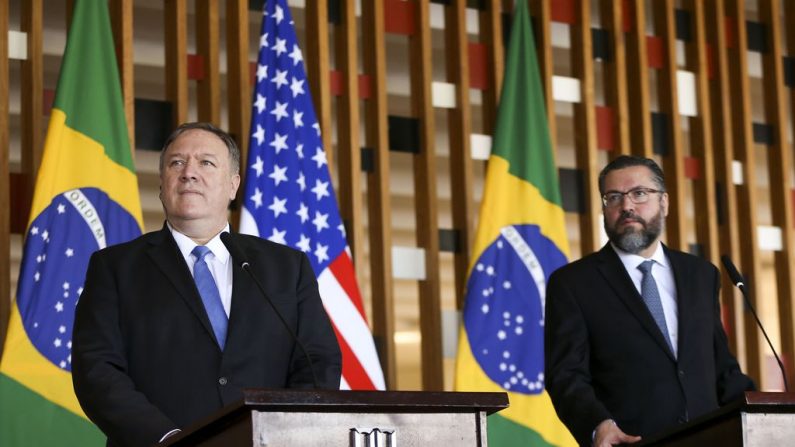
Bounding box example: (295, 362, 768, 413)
(637, 260, 674, 354)
(192, 246, 228, 350)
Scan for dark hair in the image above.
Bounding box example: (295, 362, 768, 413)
(159, 122, 241, 174)
(598, 155, 666, 195)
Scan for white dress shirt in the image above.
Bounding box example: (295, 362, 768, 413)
(168, 223, 233, 317)
(612, 241, 679, 357)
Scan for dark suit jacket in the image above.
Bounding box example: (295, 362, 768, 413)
(544, 244, 754, 446)
(72, 226, 341, 447)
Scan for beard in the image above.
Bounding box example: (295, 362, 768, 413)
(605, 208, 665, 254)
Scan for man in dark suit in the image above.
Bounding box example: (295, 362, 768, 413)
(72, 122, 341, 447)
(544, 155, 754, 446)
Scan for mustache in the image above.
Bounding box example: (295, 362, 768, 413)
(618, 211, 646, 225)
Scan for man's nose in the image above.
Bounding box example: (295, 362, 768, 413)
(180, 161, 198, 180)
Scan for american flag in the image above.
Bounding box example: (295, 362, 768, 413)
(239, 0, 385, 391)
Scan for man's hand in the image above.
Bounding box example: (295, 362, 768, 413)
(593, 419, 641, 446)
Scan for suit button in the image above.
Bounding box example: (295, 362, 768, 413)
(678, 370, 685, 377)
(219, 377, 228, 386)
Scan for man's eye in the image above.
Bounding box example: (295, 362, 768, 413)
(632, 190, 648, 198)
(170, 160, 184, 167)
(607, 193, 622, 202)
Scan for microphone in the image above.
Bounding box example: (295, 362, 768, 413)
(220, 232, 319, 389)
(721, 255, 788, 392)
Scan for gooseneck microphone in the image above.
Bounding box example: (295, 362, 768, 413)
(220, 232, 319, 389)
(721, 255, 788, 392)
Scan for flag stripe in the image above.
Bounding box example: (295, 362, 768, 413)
(328, 251, 367, 318)
(318, 268, 386, 390)
(329, 320, 377, 390)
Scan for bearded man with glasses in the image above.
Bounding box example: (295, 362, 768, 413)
(544, 155, 754, 447)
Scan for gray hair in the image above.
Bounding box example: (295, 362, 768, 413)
(598, 155, 666, 195)
(159, 122, 241, 174)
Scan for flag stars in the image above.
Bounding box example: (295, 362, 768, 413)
(55, 302, 64, 312)
(34, 272, 40, 282)
(256, 64, 268, 82)
(271, 69, 288, 89)
(311, 179, 330, 201)
(30, 226, 39, 236)
(65, 248, 74, 258)
(271, 101, 289, 122)
(273, 5, 285, 24)
(297, 203, 309, 223)
(290, 77, 305, 98)
(270, 133, 289, 154)
(269, 164, 288, 186)
(296, 234, 311, 253)
(313, 123, 321, 136)
(59, 325, 66, 334)
(486, 265, 495, 276)
(337, 224, 346, 237)
(251, 155, 264, 177)
(255, 93, 267, 114)
(311, 148, 327, 168)
(296, 144, 304, 159)
(297, 172, 306, 191)
(57, 203, 66, 214)
(253, 124, 265, 146)
(77, 287, 83, 296)
(503, 280, 511, 289)
(250, 188, 264, 208)
(268, 228, 287, 245)
(314, 243, 329, 263)
(268, 196, 288, 218)
(289, 44, 303, 66)
(497, 330, 506, 340)
(272, 37, 287, 56)
(54, 338, 62, 348)
(481, 304, 490, 314)
(312, 211, 330, 232)
(293, 110, 304, 128)
(36, 255, 43, 263)
(41, 230, 49, 241)
(63, 282, 70, 290)
(259, 32, 269, 48)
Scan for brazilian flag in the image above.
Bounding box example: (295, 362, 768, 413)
(454, 1, 575, 446)
(0, 0, 143, 444)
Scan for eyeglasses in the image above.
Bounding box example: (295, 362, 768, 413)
(602, 188, 664, 208)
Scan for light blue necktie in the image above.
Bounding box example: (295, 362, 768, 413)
(637, 260, 674, 354)
(192, 246, 228, 350)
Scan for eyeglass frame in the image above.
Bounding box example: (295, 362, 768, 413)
(601, 187, 665, 208)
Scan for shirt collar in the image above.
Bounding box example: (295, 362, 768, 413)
(168, 222, 231, 264)
(611, 240, 669, 270)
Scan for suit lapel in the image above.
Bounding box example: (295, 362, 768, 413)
(225, 234, 260, 348)
(146, 225, 219, 347)
(664, 246, 692, 359)
(596, 244, 676, 361)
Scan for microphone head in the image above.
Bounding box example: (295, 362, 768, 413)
(720, 255, 745, 286)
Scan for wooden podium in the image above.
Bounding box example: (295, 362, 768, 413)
(638, 392, 795, 446)
(163, 389, 508, 446)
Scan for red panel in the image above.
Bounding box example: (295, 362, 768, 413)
(706, 43, 715, 80)
(622, 0, 632, 32)
(330, 70, 343, 96)
(43, 88, 55, 116)
(187, 54, 205, 80)
(596, 105, 614, 151)
(358, 74, 372, 100)
(550, 0, 575, 24)
(384, 0, 415, 36)
(725, 17, 736, 49)
(684, 156, 701, 180)
(469, 42, 487, 90)
(249, 61, 257, 86)
(646, 35, 664, 69)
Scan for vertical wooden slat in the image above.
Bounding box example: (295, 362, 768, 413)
(600, 0, 631, 156)
(0, 0, 10, 360)
(334, 0, 364, 270)
(226, 0, 250, 159)
(479, 0, 504, 135)
(445, 0, 475, 310)
(725, 0, 762, 383)
(165, 0, 188, 127)
(705, 0, 740, 357)
(571, 0, 600, 255)
(410, 0, 443, 390)
(683, 0, 720, 268)
(226, 0, 250, 231)
(361, 0, 396, 389)
(109, 0, 135, 151)
(21, 0, 43, 199)
(304, 2, 333, 170)
(652, 0, 687, 252)
(195, 0, 220, 126)
(528, 0, 556, 151)
(625, 0, 653, 157)
(759, 0, 795, 387)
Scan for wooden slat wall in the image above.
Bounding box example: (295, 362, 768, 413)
(705, 0, 741, 355)
(445, 0, 475, 310)
(726, 0, 763, 382)
(409, 0, 444, 391)
(0, 0, 9, 358)
(759, 0, 795, 387)
(361, 0, 396, 390)
(7, 0, 795, 390)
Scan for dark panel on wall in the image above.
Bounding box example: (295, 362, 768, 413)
(651, 112, 669, 155)
(752, 122, 774, 145)
(675, 9, 691, 41)
(592, 28, 611, 61)
(559, 167, 585, 213)
(438, 228, 460, 253)
(746, 21, 767, 53)
(135, 98, 173, 151)
(388, 116, 421, 154)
